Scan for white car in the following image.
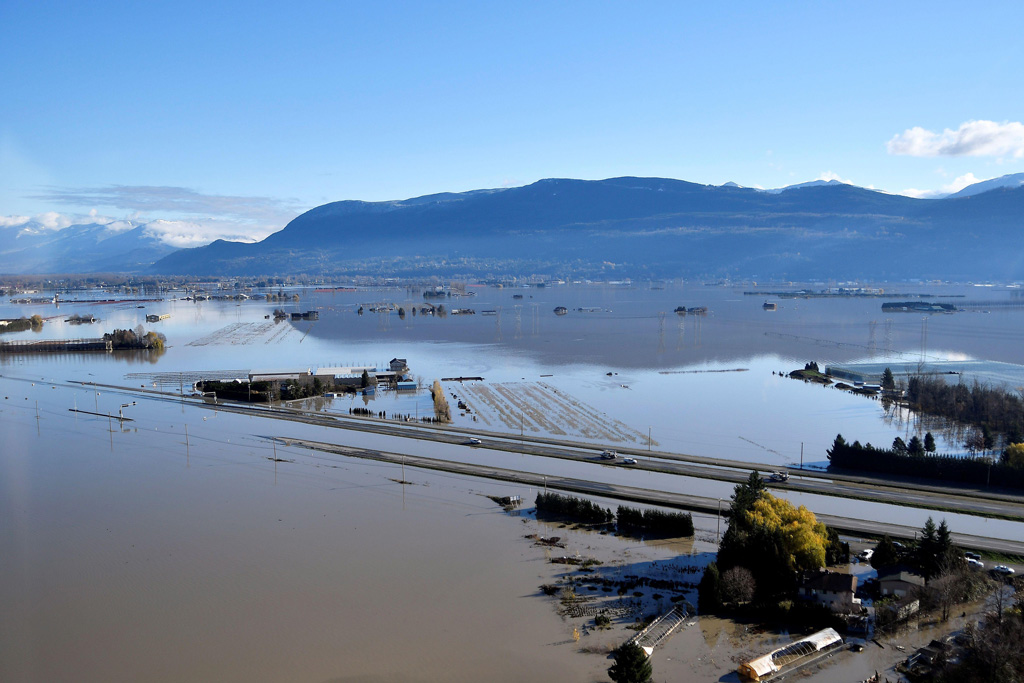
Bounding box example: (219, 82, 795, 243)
(466, 437, 482, 445)
(967, 558, 985, 570)
(992, 565, 1015, 575)
(622, 458, 638, 465)
(600, 450, 617, 460)
(858, 549, 874, 561)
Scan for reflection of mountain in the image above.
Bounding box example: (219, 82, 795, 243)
(0, 221, 177, 274)
(153, 177, 1024, 280)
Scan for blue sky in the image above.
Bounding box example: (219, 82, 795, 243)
(2, 1, 1023, 243)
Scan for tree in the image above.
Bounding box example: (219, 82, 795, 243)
(1002, 443, 1024, 468)
(608, 642, 653, 683)
(872, 535, 901, 570)
(892, 436, 908, 454)
(925, 432, 937, 453)
(908, 435, 924, 456)
(360, 370, 369, 388)
(982, 425, 996, 454)
(732, 471, 767, 515)
(698, 562, 722, 612)
(721, 567, 756, 604)
(826, 434, 847, 464)
(882, 367, 896, 392)
(744, 495, 829, 571)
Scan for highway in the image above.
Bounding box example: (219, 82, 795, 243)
(57, 378, 1024, 530)
(283, 436, 1024, 557)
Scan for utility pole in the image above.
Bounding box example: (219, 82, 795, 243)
(717, 498, 722, 541)
(800, 442, 804, 470)
(648, 426, 652, 452)
(185, 424, 190, 465)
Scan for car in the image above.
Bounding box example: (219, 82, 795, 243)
(622, 458, 638, 465)
(466, 437, 482, 445)
(768, 471, 789, 482)
(967, 558, 985, 570)
(858, 549, 874, 561)
(600, 450, 617, 460)
(964, 552, 981, 562)
(992, 565, 1016, 575)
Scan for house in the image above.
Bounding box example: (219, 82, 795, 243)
(878, 569, 925, 598)
(799, 570, 860, 612)
(290, 310, 319, 320)
(389, 358, 408, 373)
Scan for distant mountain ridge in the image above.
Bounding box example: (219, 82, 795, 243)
(152, 176, 1024, 280)
(0, 219, 178, 274)
(949, 172, 1024, 198)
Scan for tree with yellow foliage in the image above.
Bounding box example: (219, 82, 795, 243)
(744, 496, 828, 572)
(714, 470, 833, 601)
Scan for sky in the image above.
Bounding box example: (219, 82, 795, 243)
(2, 1, 1023, 245)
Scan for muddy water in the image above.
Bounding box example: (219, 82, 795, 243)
(0, 392, 613, 682)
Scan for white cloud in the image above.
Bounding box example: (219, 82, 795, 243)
(142, 219, 278, 249)
(900, 172, 985, 199)
(0, 215, 30, 228)
(887, 120, 1024, 158)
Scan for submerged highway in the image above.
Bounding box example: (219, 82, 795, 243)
(57, 378, 1024, 547)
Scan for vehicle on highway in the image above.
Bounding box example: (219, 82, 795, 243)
(964, 551, 981, 562)
(967, 558, 985, 570)
(600, 450, 617, 460)
(992, 565, 1015, 575)
(622, 458, 638, 465)
(858, 549, 874, 561)
(768, 471, 789, 482)
(466, 437, 482, 445)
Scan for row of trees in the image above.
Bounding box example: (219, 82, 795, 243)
(535, 492, 613, 524)
(615, 505, 695, 537)
(827, 434, 1024, 489)
(430, 380, 451, 422)
(533, 493, 695, 537)
(103, 327, 165, 350)
(903, 375, 1024, 445)
(0, 315, 44, 334)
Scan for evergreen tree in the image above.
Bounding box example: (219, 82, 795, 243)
(698, 562, 722, 612)
(732, 471, 766, 515)
(608, 642, 653, 683)
(892, 436, 908, 453)
(872, 535, 901, 569)
(908, 435, 925, 456)
(882, 367, 896, 391)
(924, 432, 937, 453)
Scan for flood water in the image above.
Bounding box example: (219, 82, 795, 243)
(2, 281, 1024, 681)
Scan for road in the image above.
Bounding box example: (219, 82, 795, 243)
(55, 378, 1024, 524)
(283, 436, 1024, 557)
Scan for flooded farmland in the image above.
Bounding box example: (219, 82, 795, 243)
(3, 281, 1024, 681)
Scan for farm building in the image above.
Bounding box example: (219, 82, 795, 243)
(738, 628, 843, 681)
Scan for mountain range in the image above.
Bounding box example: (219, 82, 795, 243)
(152, 175, 1024, 281)
(0, 219, 178, 275)
(4, 174, 1024, 280)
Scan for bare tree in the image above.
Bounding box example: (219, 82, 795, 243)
(721, 566, 756, 604)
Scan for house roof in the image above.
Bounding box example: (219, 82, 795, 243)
(878, 569, 925, 586)
(803, 571, 857, 593)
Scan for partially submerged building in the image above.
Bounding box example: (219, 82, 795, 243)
(738, 628, 844, 681)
